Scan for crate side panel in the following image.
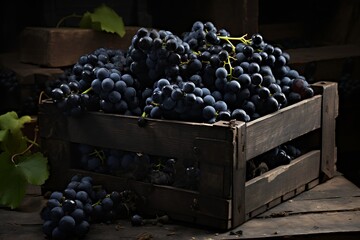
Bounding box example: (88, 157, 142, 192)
(39, 103, 234, 162)
(67, 169, 231, 221)
(41, 139, 72, 191)
(245, 150, 321, 214)
(195, 136, 237, 198)
(246, 96, 322, 160)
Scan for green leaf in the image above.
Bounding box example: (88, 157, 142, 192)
(0, 152, 27, 209)
(79, 4, 125, 37)
(0, 112, 30, 154)
(79, 11, 92, 29)
(0, 111, 32, 132)
(17, 152, 49, 185)
(0, 129, 8, 142)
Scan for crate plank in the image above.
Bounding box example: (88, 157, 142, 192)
(19, 27, 139, 67)
(245, 96, 322, 160)
(39, 105, 235, 163)
(232, 122, 247, 227)
(312, 82, 339, 180)
(0, 52, 63, 85)
(65, 169, 232, 229)
(245, 150, 321, 214)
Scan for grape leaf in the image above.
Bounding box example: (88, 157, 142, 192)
(0, 111, 32, 132)
(79, 4, 125, 37)
(0, 129, 8, 142)
(79, 11, 92, 29)
(0, 112, 30, 154)
(17, 152, 49, 185)
(0, 111, 49, 209)
(0, 152, 27, 209)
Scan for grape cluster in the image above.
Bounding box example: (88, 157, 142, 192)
(0, 68, 19, 93)
(48, 48, 140, 116)
(41, 175, 137, 239)
(246, 144, 302, 180)
(46, 20, 315, 124)
(139, 21, 314, 123)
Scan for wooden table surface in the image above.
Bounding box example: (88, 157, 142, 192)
(1, 174, 359, 240)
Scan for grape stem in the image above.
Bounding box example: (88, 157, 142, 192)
(56, 13, 83, 28)
(38, 91, 51, 104)
(11, 126, 39, 165)
(218, 34, 252, 45)
(82, 87, 92, 94)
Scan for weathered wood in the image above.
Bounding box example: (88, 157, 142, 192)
(19, 27, 139, 67)
(0, 52, 63, 85)
(312, 82, 339, 180)
(39, 103, 235, 162)
(65, 169, 232, 229)
(41, 139, 72, 192)
(222, 212, 360, 239)
(2, 175, 358, 240)
(297, 174, 360, 200)
(261, 196, 360, 217)
(245, 150, 321, 214)
(232, 122, 247, 227)
(245, 96, 322, 160)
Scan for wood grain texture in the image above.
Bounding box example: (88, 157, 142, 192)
(245, 150, 321, 214)
(312, 82, 339, 180)
(245, 96, 322, 160)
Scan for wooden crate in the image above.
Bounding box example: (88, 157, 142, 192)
(19, 27, 139, 68)
(38, 81, 338, 230)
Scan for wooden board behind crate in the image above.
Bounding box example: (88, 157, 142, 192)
(19, 27, 139, 67)
(38, 82, 338, 230)
(0, 52, 63, 85)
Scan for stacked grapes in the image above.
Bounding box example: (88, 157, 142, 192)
(0, 68, 19, 93)
(47, 20, 314, 123)
(41, 175, 137, 239)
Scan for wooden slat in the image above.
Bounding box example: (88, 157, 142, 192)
(312, 82, 338, 180)
(66, 169, 231, 225)
(0, 52, 63, 85)
(232, 122, 247, 227)
(223, 212, 360, 239)
(19, 27, 139, 67)
(245, 150, 321, 214)
(245, 96, 322, 160)
(41, 139, 72, 192)
(260, 196, 360, 217)
(38, 102, 234, 162)
(297, 174, 360, 200)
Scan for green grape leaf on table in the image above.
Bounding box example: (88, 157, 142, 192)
(79, 4, 126, 38)
(0, 111, 49, 209)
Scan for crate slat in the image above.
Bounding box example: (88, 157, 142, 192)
(245, 150, 321, 214)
